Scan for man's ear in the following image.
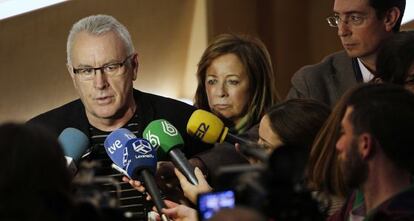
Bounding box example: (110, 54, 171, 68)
(358, 133, 375, 159)
(67, 63, 78, 89)
(131, 53, 139, 81)
(383, 7, 401, 32)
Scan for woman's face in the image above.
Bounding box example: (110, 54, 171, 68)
(258, 115, 283, 154)
(205, 53, 250, 125)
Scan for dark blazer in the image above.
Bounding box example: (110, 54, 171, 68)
(286, 51, 360, 107)
(28, 89, 211, 158)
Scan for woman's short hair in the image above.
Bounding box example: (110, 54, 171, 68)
(194, 34, 279, 133)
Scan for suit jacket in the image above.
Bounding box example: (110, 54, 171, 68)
(286, 51, 361, 107)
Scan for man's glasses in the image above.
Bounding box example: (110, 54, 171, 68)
(326, 14, 367, 28)
(72, 54, 135, 80)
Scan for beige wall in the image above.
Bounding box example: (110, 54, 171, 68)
(0, 0, 202, 122)
(0, 0, 344, 123)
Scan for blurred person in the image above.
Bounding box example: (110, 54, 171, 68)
(28, 14, 211, 220)
(0, 123, 73, 221)
(257, 99, 330, 154)
(0, 123, 127, 221)
(306, 93, 350, 216)
(374, 31, 414, 92)
(208, 206, 266, 221)
(287, 0, 405, 106)
(328, 83, 414, 220)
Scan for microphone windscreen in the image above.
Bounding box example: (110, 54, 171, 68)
(104, 128, 137, 168)
(125, 138, 157, 180)
(58, 127, 89, 162)
(143, 119, 184, 155)
(186, 109, 228, 144)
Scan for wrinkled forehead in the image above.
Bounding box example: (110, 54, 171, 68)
(70, 31, 127, 65)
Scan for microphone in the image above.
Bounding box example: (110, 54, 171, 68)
(58, 128, 89, 175)
(124, 138, 169, 221)
(186, 109, 268, 162)
(143, 119, 198, 185)
(104, 128, 137, 168)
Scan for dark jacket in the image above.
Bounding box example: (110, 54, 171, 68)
(28, 89, 211, 158)
(286, 51, 361, 107)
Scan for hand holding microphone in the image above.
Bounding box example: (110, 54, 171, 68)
(104, 129, 169, 221)
(143, 119, 198, 185)
(186, 109, 269, 162)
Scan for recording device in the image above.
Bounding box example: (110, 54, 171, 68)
(197, 190, 236, 221)
(212, 144, 326, 220)
(58, 127, 89, 175)
(143, 119, 198, 185)
(186, 109, 268, 161)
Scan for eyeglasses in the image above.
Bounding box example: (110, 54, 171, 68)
(72, 54, 135, 80)
(326, 14, 367, 28)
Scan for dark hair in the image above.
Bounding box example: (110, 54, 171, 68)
(194, 34, 279, 133)
(346, 83, 414, 173)
(0, 123, 72, 220)
(369, 0, 406, 33)
(375, 31, 414, 84)
(306, 92, 350, 197)
(266, 99, 330, 150)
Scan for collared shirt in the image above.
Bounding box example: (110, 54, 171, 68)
(357, 58, 374, 83)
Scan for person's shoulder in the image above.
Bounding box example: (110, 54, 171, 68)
(292, 51, 351, 81)
(27, 99, 84, 134)
(297, 51, 349, 74)
(135, 90, 196, 111)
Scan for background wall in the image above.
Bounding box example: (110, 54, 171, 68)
(0, 0, 411, 123)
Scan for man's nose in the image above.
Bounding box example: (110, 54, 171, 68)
(337, 21, 351, 37)
(93, 70, 109, 89)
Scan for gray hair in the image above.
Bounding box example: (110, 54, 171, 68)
(66, 14, 135, 64)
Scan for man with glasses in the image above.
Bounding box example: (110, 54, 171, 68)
(286, 0, 405, 106)
(28, 14, 211, 221)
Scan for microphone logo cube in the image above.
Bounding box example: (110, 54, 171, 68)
(132, 139, 153, 155)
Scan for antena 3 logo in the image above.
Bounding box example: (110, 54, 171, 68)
(132, 139, 153, 155)
(195, 123, 209, 139)
(161, 121, 178, 136)
(145, 130, 160, 150)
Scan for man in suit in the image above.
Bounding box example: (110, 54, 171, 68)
(286, 0, 406, 106)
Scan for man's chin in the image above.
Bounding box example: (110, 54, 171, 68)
(344, 50, 361, 58)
